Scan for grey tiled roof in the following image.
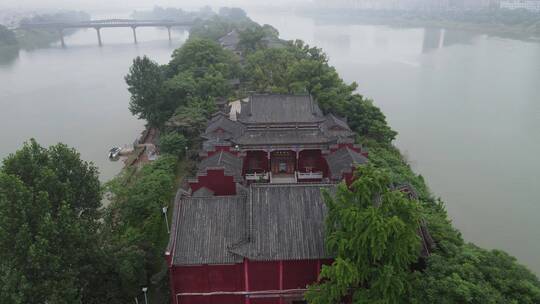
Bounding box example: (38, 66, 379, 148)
(171, 195, 246, 265)
(219, 30, 240, 50)
(320, 114, 355, 139)
(230, 183, 336, 261)
(197, 151, 243, 181)
(325, 147, 368, 179)
(322, 113, 351, 131)
(233, 129, 330, 146)
(237, 94, 324, 124)
(168, 183, 433, 265)
(192, 187, 214, 197)
(203, 114, 245, 140)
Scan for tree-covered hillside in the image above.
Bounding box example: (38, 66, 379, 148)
(121, 9, 540, 302)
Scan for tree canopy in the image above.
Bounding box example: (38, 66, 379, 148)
(0, 139, 103, 303)
(410, 244, 540, 303)
(306, 165, 422, 304)
(125, 56, 168, 127)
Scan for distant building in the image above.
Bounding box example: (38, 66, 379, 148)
(165, 94, 434, 304)
(500, 0, 540, 11)
(313, 0, 497, 10)
(219, 30, 241, 55)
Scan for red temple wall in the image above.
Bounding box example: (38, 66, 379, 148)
(189, 169, 236, 195)
(171, 264, 244, 304)
(283, 260, 319, 289)
(170, 259, 335, 304)
(243, 151, 269, 174)
(248, 261, 280, 291)
(298, 150, 328, 177)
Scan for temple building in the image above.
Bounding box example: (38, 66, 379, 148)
(166, 94, 431, 304)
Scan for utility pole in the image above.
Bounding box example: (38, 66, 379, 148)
(142, 287, 148, 304)
(162, 206, 170, 234)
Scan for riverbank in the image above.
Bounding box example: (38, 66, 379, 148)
(300, 9, 540, 40)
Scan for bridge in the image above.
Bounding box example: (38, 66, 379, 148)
(18, 19, 195, 47)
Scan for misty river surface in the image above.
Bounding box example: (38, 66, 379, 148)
(0, 26, 188, 180)
(1, 10, 539, 274)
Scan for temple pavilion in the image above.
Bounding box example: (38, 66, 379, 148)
(166, 94, 432, 304)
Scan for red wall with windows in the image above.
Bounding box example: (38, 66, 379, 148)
(169, 259, 334, 304)
(189, 169, 236, 195)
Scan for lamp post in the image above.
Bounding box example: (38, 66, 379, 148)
(162, 206, 170, 234)
(142, 287, 148, 304)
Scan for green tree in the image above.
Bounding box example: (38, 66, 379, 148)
(410, 244, 540, 304)
(125, 56, 169, 127)
(168, 38, 239, 79)
(102, 155, 178, 299)
(238, 25, 266, 54)
(306, 165, 421, 304)
(166, 97, 217, 142)
(0, 139, 103, 303)
(159, 132, 188, 156)
(345, 95, 397, 144)
(244, 47, 295, 93)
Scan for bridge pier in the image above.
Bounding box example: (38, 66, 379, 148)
(166, 26, 171, 41)
(95, 27, 102, 46)
(131, 26, 138, 44)
(58, 28, 65, 48)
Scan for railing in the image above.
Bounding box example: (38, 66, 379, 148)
(245, 172, 269, 181)
(245, 171, 323, 183)
(296, 171, 323, 180)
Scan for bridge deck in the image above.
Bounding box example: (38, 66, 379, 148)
(19, 19, 193, 30)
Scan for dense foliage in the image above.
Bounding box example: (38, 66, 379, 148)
(125, 38, 238, 129)
(0, 139, 103, 303)
(101, 155, 178, 301)
(410, 244, 540, 303)
(305, 165, 422, 303)
(159, 132, 188, 156)
(125, 56, 167, 127)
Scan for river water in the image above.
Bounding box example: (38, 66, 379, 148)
(1, 10, 539, 273)
(0, 26, 188, 180)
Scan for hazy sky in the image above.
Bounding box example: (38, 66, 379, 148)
(1, 0, 312, 12)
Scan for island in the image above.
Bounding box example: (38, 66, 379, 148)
(0, 6, 538, 304)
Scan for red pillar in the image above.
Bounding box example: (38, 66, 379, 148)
(268, 150, 273, 176)
(244, 259, 250, 304)
(316, 259, 321, 281)
(279, 261, 284, 304)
